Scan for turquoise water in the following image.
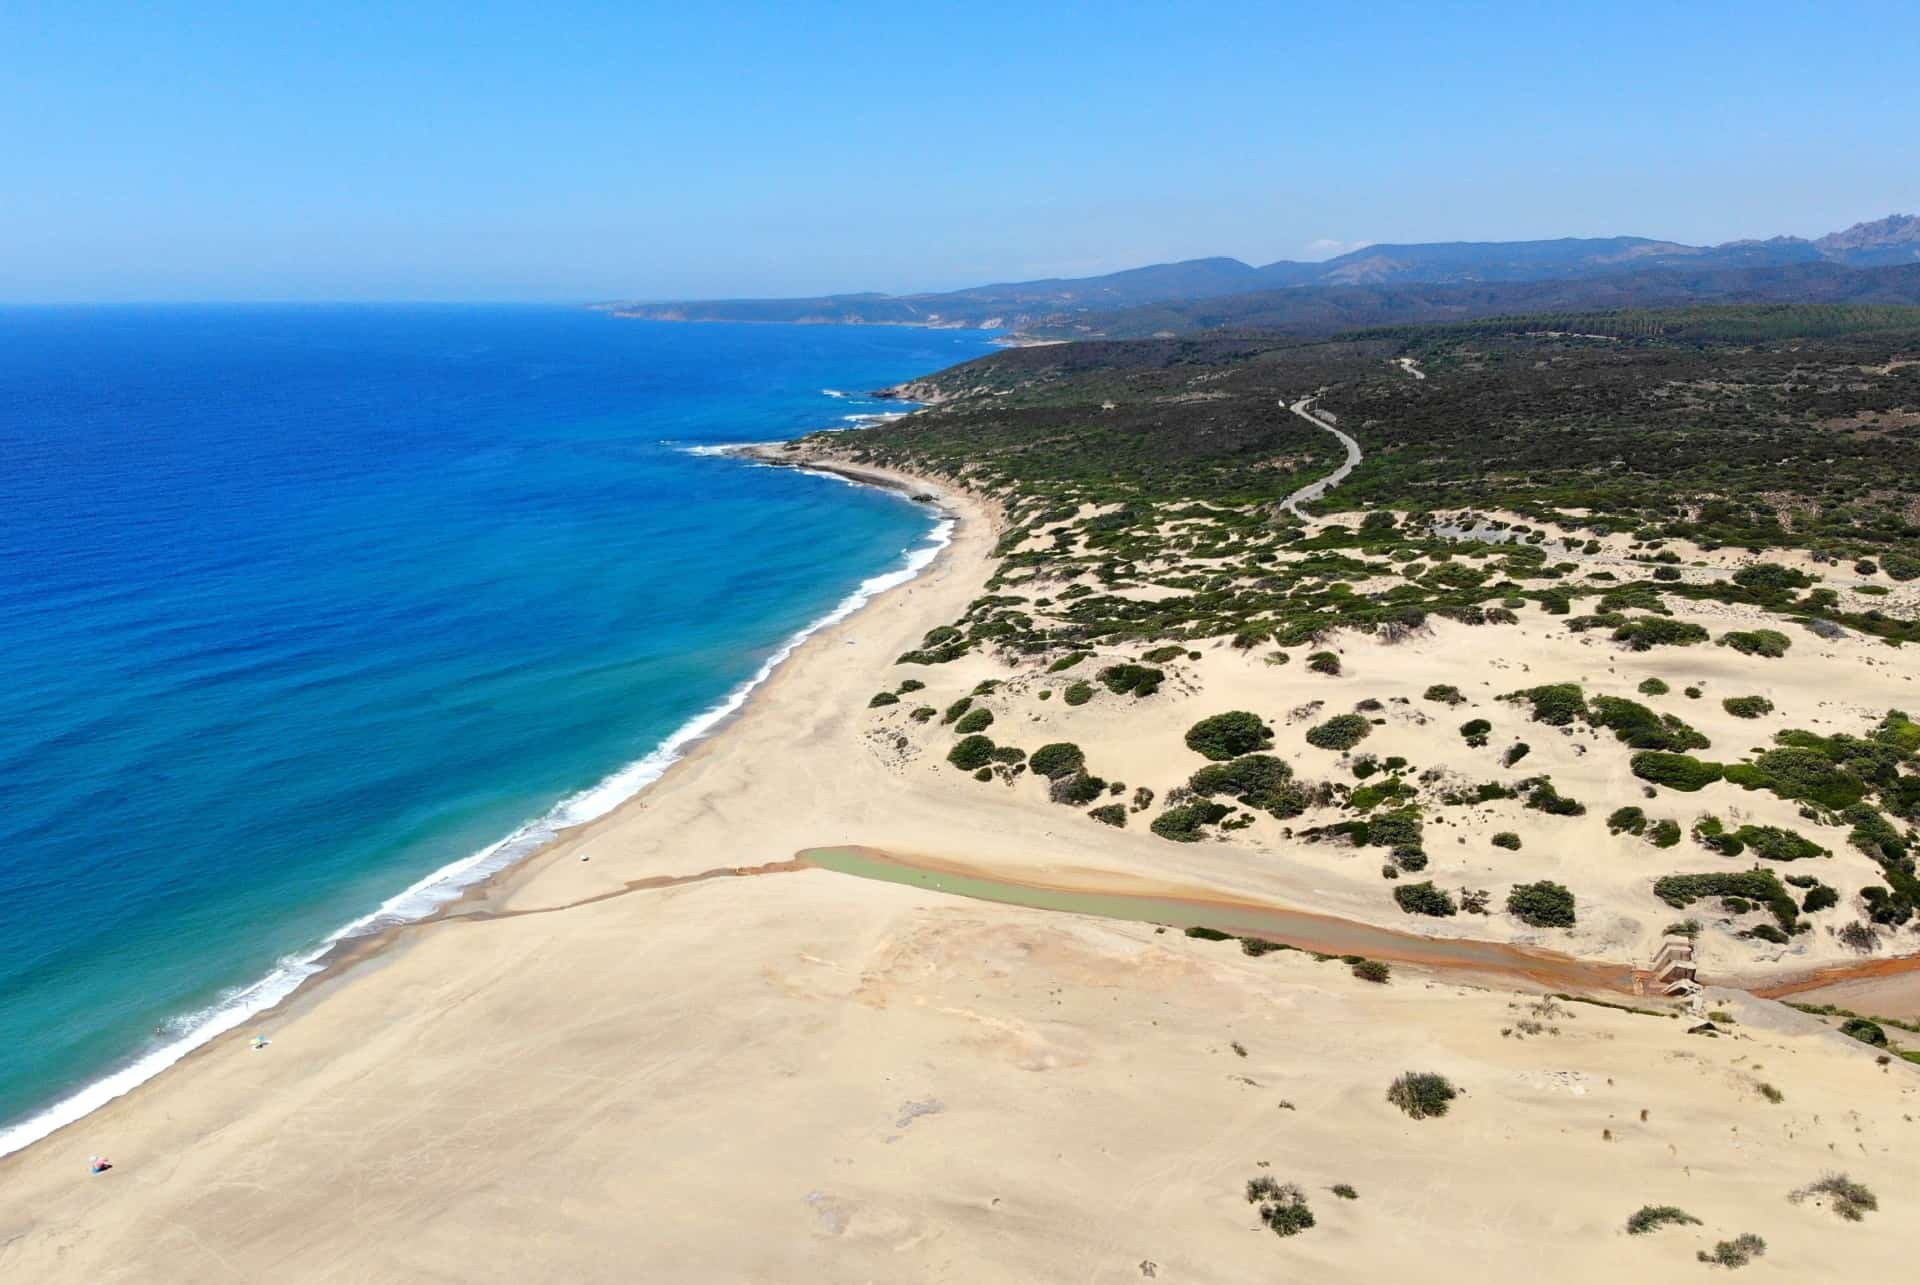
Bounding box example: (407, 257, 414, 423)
(0, 306, 994, 1152)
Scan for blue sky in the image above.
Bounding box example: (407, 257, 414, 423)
(3, 1, 1916, 301)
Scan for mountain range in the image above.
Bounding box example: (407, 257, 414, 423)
(607, 215, 1920, 338)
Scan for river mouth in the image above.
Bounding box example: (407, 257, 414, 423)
(798, 846, 1638, 994)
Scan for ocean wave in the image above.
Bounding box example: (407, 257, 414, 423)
(0, 490, 953, 1162)
(841, 412, 907, 425)
(820, 388, 849, 399)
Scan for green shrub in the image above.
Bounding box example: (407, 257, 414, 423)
(1085, 802, 1126, 827)
(1097, 663, 1164, 696)
(1631, 751, 1725, 791)
(1650, 819, 1683, 847)
(1190, 754, 1309, 818)
(868, 691, 900, 707)
(1719, 628, 1791, 658)
(1510, 682, 1585, 726)
(1331, 1183, 1358, 1199)
(1184, 711, 1274, 761)
(1525, 780, 1587, 816)
(1140, 643, 1186, 664)
(1587, 695, 1710, 751)
(1885, 551, 1920, 581)
(1050, 772, 1107, 806)
(1047, 651, 1090, 672)
(1459, 718, 1492, 747)
(1732, 564, 1814, 593)
(1306, 650, 1341, 675)
(1386, 1070, 1459, 1118)
(1626, 1205, 1701, 1235)
(1802, 883, 1839, 912)
(1306, 714, 1371, 751)
(1393, 881, 1457, 917)
(948, 735, 997, 771)
(1503, 742, 1531, 766)
(1063, 680, 1093, 706)
(953, 707, 994, 735)
(1607, 806, 1647, 835)
(1424, 683, 1465, 705)
(1698, 1233, 1765, 1268)
(1184, 926, 1232, 941)
(896, 679, 925, 693)
(1613, 617, 1709, 650)
(1491, 831, 1521, 850)
(1151, 801, 1231, 842)
(1722, 695, 1774, 719)
(1653, 869, 1798, 930)
(1351, 959, 1391, 984)
(1029, 742, 1086, 779)
(1507, 880, 1576, 928)
(1843, 803, 1907, 862)
(1790, 1172, 1878, 1221)
(941, 696, 972, 725)
(1245, 1177, 1315, 1237)
(1839, 1017, 1887, 1047)
(909, 706, 936, 723)
(1725, 746, 1864, 809)
(1730, 824, 1827, 862)
(1638, 677, 1671, 696)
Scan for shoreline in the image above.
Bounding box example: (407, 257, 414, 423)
(0, 447, 981, 1163)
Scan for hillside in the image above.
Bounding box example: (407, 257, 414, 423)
(607, 216, 1920, 336)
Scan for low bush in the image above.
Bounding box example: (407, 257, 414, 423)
(1607, 806, 1647, 835)
(1097, 663, 1164, 697)
(1306, 650, 1341, 675)
(1649, 818, 1683, 847)
(1613, 617, 1709, 650)
(947, 735, 997, 771)
(1722, 695, 1774, 719)
(909, 705, 936, 723)
(1185, 711, 1274, 761)
(1151, 801, 1231, 842)
(1393, 881, 1457, 917)
(1638, 677, 1671, 696)
(1507, 880, 1576, 928)
(1189, 754, 1310, 818)
(1424, 684, 1465, 705)
(1719, 628, 1791, 658)
(896, 678, 925, 693)
(1839, 1017, 1887, 1047)
(1087, 803, 1127, 827)
(1049, 772, 1107, 806)
(1331, 1183, 1358, 1199)
(1801, 883, 1839, 912)
(1063, 680, 1093, 706)
(1509, 682, 1585, 726)
(1141, 644, 1186, 664)
(1029, 742, 1086, 779)
(941, 697, 972, 725)
(1491, 831, 1521, 850)
(1386, 1071, 1459, 1119)
(1245, 1177, 1315, 1237)
(1459, 718, 1492, 747)
(1503, 742, 1531, 766)
(1626, 1205, 1701, 1235)
(1306, 714, 1371, 751)
(953, 707, 994, 735)
(1654, 869, 1798, 931)
(1351, 959, 1391, 984)
(1789, 1173, 1878, 1221)
(1525, 780, 1587, 816)
(1698, 1233, 1765, 1268)
(1587, 695, 1710, 751)
(1631, 751, 1725, 792)
(1047, 651, 1090, 672)
(868, 691, 900, 708)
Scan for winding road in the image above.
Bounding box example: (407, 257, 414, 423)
(1280, 395, 1363, 519)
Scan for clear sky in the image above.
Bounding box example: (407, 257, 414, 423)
(4, 1, 1917, 302)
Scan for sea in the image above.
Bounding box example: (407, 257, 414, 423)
(0, 305, 995, 1156)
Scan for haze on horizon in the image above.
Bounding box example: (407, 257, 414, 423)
(4, 0, 1918, 304)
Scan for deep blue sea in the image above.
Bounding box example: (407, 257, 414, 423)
(0, 306, 994, 1152)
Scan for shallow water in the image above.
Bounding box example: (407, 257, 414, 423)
(799, 846, 1635, 992)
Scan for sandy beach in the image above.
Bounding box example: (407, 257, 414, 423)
(4, 456, 1918, 1282)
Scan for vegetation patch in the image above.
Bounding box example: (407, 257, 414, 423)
(1393, 881, 1457, 917)
(1653, 869, 1799, 931)
(947, 735, 998, 771)
(1722, 695, 1774, 719)
(953, 707, 994, 735)
(1151, 801, 1231, 843)
(1097, 663, 1164, 696)
(1306, 714, 1372, 751)
(1245, 1177, 1316, 1238)
(1507, 880, 1576, 928)
(1789, 1173, 1878, 1222)
(1386, 1071, 1459, 1119)
(1184, 711, 1275, 761)
(1719, 628, 1791, 658)
(1625, 1205, 1701, 1235)
(1631, 751, 1725, 792)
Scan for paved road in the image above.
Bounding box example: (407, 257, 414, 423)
(1280, 396, 1362, 519)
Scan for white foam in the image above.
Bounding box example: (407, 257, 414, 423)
(0, 481, 953, 1161)
(820, 388, 849, 399)
(841, 412, 907, 425)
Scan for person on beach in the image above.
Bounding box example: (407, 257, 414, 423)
(89, 1155, 111, 1174)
